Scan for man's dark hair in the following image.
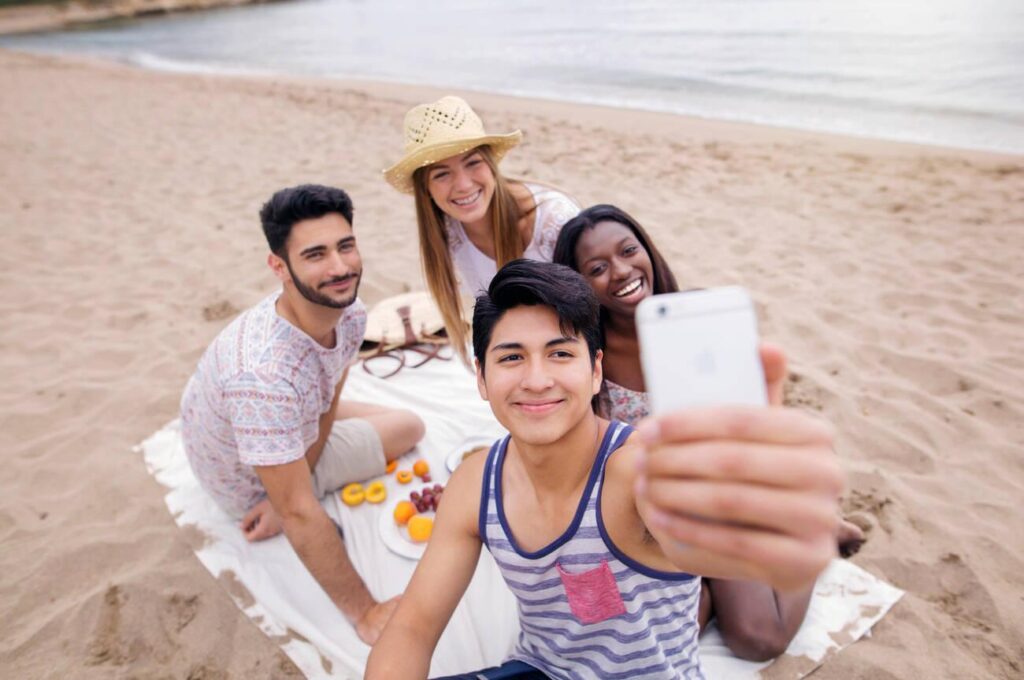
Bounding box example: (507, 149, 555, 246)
(259, 184, 354, 257)
(472, 259, 602, 372)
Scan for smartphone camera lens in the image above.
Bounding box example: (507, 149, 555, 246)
(658, 305, 667, 317)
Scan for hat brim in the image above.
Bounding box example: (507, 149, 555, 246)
(383, 131, 522, 194)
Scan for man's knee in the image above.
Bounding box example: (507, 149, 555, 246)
(393, 409, 425, 451)
(406, 410, 426, 442)
(369, 408, 425, 458)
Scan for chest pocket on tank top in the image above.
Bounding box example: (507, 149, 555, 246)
(556, 560, 626, 624)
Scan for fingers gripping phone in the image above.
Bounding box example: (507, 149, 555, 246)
(636, 286, 767, 414)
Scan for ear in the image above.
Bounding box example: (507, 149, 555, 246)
(475, 358, 489, 401)
(267, 252, 290, 284)
(592, 349, 604, 396)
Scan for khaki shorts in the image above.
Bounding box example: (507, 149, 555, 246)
(310, 418, 386, 498)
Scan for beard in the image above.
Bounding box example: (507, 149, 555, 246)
(286, 259, 361, 310)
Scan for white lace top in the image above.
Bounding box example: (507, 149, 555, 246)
(445, 183, 580, 297)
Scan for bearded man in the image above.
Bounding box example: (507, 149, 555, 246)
(181, 184, 424, 644)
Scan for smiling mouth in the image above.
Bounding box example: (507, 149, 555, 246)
(320, 275, 356, 291)
(514, 399, 564, 415)
(613, 278, 644, 298)
(452, 190, 482, 207)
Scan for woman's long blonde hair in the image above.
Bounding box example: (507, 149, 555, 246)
(413, 145, 526, 363)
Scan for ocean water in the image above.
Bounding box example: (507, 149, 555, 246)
(3, 0, 1023, 153)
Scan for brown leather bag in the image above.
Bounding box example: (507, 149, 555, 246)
(360, 292, 452, 378)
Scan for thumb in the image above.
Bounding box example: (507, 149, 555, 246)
(759, 342, 787, 406)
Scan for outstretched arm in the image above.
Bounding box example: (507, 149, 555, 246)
(366, 455, 486, 679)
(254, 459, 393, 644)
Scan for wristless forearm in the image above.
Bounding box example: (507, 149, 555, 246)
(366, 621, 434, 679)
(283, 510, 375, 622)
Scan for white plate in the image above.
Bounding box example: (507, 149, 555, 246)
(445, 435, 496, 473)
(378, 497, 432, 561)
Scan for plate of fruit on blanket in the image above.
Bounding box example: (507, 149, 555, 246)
(379, 481, 446, 560)
(445, 435, 495, 474)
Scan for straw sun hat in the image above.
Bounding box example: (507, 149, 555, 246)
(383, 96, 522, 194)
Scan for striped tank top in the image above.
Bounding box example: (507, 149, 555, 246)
(479, 421, 704, 679)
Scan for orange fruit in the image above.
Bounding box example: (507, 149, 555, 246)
(385, 460, 397, 474)
(393, 500, 416, 526)
(396, 470, 413, 484)
(340, 483, 365, 507)
(412, 460, 430, 478)
(365, 481, 387, 504)
(407, 515, 433, 543)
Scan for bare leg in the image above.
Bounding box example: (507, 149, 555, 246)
(702, 517, 868, 659)
(335, 400, 425, 462)
(708, 580, 813, 661)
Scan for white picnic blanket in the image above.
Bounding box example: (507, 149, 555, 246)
(139, 350, 903, 679)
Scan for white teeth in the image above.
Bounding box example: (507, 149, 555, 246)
(452, 190, 481, 206)
(614, 279, 642, 297)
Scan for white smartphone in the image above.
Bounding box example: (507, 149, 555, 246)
(635, 286, 767, 414)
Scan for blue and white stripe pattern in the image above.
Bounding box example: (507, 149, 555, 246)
(479, 421, 704, 679)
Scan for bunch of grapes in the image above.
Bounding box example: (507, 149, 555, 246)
(409, 484, 444, 513)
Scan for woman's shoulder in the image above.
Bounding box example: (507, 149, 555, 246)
(520, 181, 581, 257)
(523, 182, 580, 211)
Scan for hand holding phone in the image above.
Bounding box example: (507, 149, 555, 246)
(632, 287, 843, 592)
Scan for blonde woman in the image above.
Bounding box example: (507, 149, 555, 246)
(384, 96, 579, 360)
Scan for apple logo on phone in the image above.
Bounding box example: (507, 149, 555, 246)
(694, 348, 717, 375)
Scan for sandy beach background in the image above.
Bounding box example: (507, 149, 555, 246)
(1, 48, 1022, 678)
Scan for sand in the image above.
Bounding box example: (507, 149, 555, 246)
(0, 48, 1021, 679)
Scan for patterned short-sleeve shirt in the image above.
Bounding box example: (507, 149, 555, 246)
(180, 292, 366, 516)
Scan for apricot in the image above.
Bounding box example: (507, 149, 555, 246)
(393, 500, 416, 526)
(407, 515, 433, 543)
(396, 470, 413, 484)
(365, 481, 387, 504)
(413, 460, 430, 478)
(340, 483, 365, 507)
(385, 460, 397, 474)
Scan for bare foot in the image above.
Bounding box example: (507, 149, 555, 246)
(241, 498, 284, 542)
(837, 518, 866, 558)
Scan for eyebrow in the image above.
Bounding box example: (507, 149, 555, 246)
(489, 336, 579, 353)
(429, 151, 480, 173)
(299, 236, 354, 258)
